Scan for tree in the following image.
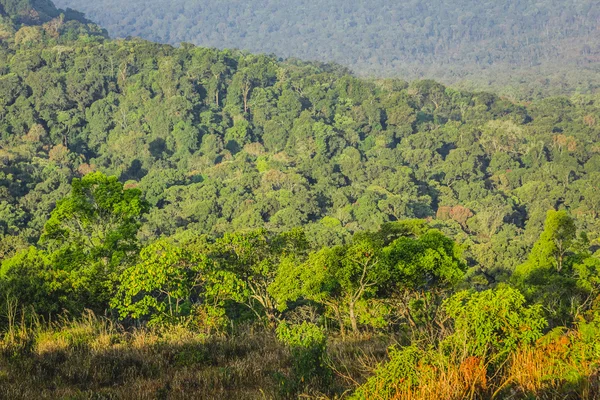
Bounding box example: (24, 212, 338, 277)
(112, 241, 203, 325)
(210, 228, 308, 324)
(443, 287, 547, 362)
(516, 210, 576, 274)
(512, 210, 597, 326)
(0, 247, 81, 316)
(272, 232, 390, 335)
(384, 230, 466, 292)
(41, 172, 149, 270)
(382, 229, 466, 332)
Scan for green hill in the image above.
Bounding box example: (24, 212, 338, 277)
(0, 1, 599, 398)
(1, 9, 599, 279)
(1, 0, 61, 23)
(0, 0, 94, 27)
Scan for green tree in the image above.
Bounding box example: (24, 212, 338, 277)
(34, 172, 150, 311)
(382, 229, 466, 332)
(276, 321, 331, 392)
(272, 232, 390, 335)
(112, 241, 203, 325)
(443, 287, 547, 362)
(528, 210, 576, 273)
(41, 172, 149, 270)
(0, 247, 81, 316)
(211, 228, 308, 324)
(513, 210, 594, 326)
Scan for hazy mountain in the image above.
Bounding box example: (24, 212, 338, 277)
(0, 0, 92, 25)
(52, 0, 600, 97)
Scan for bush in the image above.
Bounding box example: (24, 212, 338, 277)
(506, 315, 600, 398)
(352, 345, 425, 399)
(276, 321, 331, 392)
(443, 286, 547, 362)
(352, 287, 550, 399)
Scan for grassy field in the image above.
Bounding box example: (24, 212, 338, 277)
(0, 311, 598, 399)
(0, 312, 392, 399)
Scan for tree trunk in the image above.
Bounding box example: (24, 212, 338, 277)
(242, 82, 251, 113)
(556, 240, 565, 272)
(213, 74, 221, 106)
(349, 300, 358, 334)
(332, 304, 346, 338)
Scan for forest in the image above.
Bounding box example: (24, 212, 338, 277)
(51, 0, 600, 99)
(0, 0, 599, 398)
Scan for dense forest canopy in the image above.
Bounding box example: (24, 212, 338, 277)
(52, 0, 600, 98)
(1, 12, 599, 282)
(0, 0, 599, 398)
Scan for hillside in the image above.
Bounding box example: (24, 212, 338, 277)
(0, 0, 105, 40)
(0, 1, 600, 398)
(0, 0, 92, 25)
(1, 0, 61, 22)
(1, 4, 600, 282)
(52, 0, 600, 98)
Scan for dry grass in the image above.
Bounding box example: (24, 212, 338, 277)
(354, 328, 600, 400)
(362, 354, 489, 400)
(0, 312, 291, 399)
(0, 313, 394, 399)
(503, 332, 600, 400)
(3, 312, 597, 400)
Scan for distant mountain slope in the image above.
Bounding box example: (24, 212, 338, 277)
(0, 0, 106, 43)
(1, 0, 61, 23)
(52, 0, 600, 97)
(0, 0, 92, 26)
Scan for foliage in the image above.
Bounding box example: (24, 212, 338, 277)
(41, 172, 149, 269)
(506, 316, 600, 399)
(443, 287, 547, 362)
(111, 240, 202, 326)
(0, 1, 599, 397)
(271, 232, 390, 335)
(521, 210, 577, 273)
(384, 229, 466, 291)
(352, 345, 426, 400)
(276, 321, 330, 391)
(1, 9, 600, 287)
(0, 246, 81, 316)
(206, 228, 308, 324)
(514, 211, 600, 325)
(271, 225, 466, 335)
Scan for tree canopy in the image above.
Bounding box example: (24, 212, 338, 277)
(0, 1, 600, 397)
